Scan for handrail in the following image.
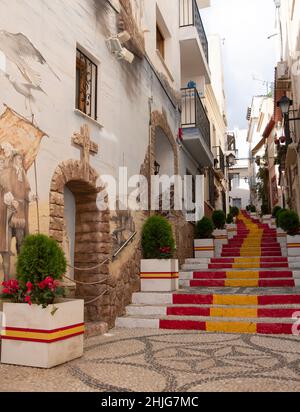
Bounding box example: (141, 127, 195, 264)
(64, 231, 138, 306)
(181, 87, 211, 148)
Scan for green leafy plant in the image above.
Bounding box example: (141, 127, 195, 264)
(141, 215, 175, 259)
(278, 210, 300, 235)
(212, 210, 226, 230)
(230, 206, 239, 217)
(276, 208, 287, 227)
(272, 206, 282, 218)
(226, 214, 234, 224)
(195, 217, 214, 239)
(2, 235, 66, 308)
(246, 205, 251, 212)
(250, 205, 256, 213)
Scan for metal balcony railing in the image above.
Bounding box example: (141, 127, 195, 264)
(213, 146, 225, 174)
(181, 87, 211, 148)
(179, 0, 209, 63)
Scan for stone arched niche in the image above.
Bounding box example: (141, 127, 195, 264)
(150, 111, 179, 176)
(49, 159, 111, 321)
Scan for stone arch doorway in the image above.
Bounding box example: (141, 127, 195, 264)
(49, 159, 111, 321)
(150, 111, 179, 176)
(150, 111, 179, 212)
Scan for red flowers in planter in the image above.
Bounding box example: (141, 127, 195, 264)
(1, 276, 63, 307)
(38, 277, 60, 291)
(159, 246, 172, 258)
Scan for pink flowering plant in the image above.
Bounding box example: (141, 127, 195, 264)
(1, 234, 66, 308)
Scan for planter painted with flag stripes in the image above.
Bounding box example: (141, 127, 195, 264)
(194, 239, 215, 258)
(0, 299, 84, 368)
(287, 235, 300, 257)
(140, 259, 179, 292)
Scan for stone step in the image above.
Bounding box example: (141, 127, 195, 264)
(116, 315, 296, 334)
(132, 291, 300, 305)
(180, 271, 298, 279)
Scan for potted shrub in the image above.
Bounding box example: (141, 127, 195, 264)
(212, 210, 228, 248)
(194, 217, 214, 258)
(278, 210, 300, 257)
(1, 234, 84, 369)
(230, 206, 240, 221)
(141, 215, 178, 292)
(226, 213, 237, 239)
(250, 205, 256, 213)
(276, 208, 287, 245)
(272, 206, 282, 218)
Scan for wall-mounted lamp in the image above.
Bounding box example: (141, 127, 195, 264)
(226, 153, 236, 167)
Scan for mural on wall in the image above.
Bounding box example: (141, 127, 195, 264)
(111, 207, 136, 252)
(0, 106, 47, 280)
(0, 30, 60, 112)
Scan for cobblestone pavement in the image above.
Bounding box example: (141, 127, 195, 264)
(1, 328, 300, 392)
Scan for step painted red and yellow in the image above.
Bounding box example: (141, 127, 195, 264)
(221, 213, 283, 258)
(159, 319, 294, 334)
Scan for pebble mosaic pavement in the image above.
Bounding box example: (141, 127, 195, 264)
(1, 328, 300, 392)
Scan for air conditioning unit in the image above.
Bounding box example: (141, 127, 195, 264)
(277, 61, 289, 79)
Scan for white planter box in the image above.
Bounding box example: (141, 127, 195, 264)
(277, 228, 287, 245)
(262, 215, 272, 225)
(213, 229, 228, 243)
(226, 224, 237, 240)
(140, 259, 179, 292)
(250, 213, 257, 218)
(194, 239, 214, 258)
(287, 235, 300, 257)
(1, 299, 84, 368)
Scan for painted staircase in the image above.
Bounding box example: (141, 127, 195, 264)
(116, 211, 300, 334)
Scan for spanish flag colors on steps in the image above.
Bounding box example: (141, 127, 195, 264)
(116, 211, 300, 335)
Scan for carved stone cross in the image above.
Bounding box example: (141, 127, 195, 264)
(72, 124, 98, 180)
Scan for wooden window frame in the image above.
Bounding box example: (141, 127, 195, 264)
(76, 48, 98, 121)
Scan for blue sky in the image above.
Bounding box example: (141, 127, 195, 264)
(201, 0, 277, 130)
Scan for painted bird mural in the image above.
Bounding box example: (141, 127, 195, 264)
(0, 30, 60, 88)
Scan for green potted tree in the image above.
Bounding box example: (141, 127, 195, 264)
(212, 210, 228, 249)
(194, 217, 214, 258)
(230, 206, 240, 221)
(278, 210, 300, 257)
(1, 234, 84, 369)
(141, 215, 177, 292)
(271, 205, 282, 227)
(276, 208, 287, 245)
(226, 213, 237, 239)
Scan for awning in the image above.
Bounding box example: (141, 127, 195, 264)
(251, 137, 265, 156)
(263, 119, 275, 139)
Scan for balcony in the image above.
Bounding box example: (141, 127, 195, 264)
(179, 0, 210, 83)
(213, 146, 225, 179)
(181, 87, 213, 167)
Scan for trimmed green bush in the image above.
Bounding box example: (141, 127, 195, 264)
(195, 217, 214, 239)
(230, 206, 239, 217)
(278, 210, 300, 235)
(276, 208, 287, 227)
(246, 205, 251, 212)
(17, 234, 67, 285)
(226, 214, 234, 224)
(141, 215, 175, 259)
(272, 205, 282, 218)
(250, 205, 256, 213)
(212, 210, 226, 230)
(261, 203, 270, 215)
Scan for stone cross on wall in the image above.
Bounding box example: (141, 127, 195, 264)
(72, 124, 98, 180)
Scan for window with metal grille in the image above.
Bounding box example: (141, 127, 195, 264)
(76, 48, 98, 120)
